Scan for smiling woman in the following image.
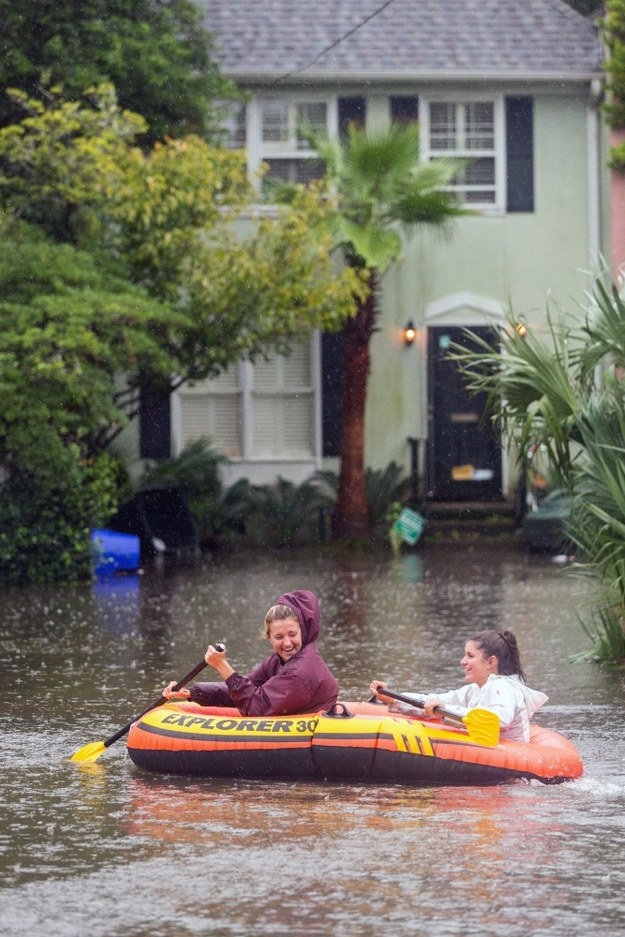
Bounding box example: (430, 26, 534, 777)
(162, 589, 339, 716)
(371, 629, 548, 742)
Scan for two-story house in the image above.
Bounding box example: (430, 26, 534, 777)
(159, 0, 604, 505)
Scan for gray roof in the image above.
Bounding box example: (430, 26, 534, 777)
(197, 0, 602, 84)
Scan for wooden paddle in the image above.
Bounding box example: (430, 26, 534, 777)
(70, 644, 225, 763)
(374, 686, 501, 747)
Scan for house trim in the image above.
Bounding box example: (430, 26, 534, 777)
(420, 93, 506, 214)
(587, 101, 602, 268)
(171, 334, 324, 488)
(423, 292, 506, 323)
(227, 72, 603, 88)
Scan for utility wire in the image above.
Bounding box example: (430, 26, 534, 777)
(279, 0, 398, 80)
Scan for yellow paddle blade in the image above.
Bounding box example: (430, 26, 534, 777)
(70, 740, 106, 763)
(462, 708, 500, 747)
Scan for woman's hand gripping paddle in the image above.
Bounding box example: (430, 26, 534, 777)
(70, 644, 225, 763)
(375, 686, 500, 747)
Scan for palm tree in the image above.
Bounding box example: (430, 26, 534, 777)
(313, 122, 464, 539)
(453, 282, 625, 662)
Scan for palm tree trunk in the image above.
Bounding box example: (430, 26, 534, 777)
(332, 279, 377, 540)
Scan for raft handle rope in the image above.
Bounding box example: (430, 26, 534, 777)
(324, 702, 355, 719)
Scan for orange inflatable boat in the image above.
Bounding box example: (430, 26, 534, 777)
(126, 700, 583, 786)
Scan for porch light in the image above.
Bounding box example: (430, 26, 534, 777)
(403, 320, 416, 346)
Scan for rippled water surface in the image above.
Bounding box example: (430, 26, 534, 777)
(2, 543, 625, 936)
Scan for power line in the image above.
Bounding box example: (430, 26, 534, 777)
(279, 0, 398, 80)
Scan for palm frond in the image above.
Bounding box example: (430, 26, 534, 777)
(365, 462, 412, 526)
(140, 438, 227, 497)
(330, 216, 401, 270)
(245, 476, 333, 548)
(582, 279, 625, 375)
(306, 122, 462, 271)
(451, 311, 583, 489)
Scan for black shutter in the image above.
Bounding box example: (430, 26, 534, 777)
(338, 97, 366, 139)
(139, 379, 171, 460)
(390, 96, 419, 124)
(506, 96, 534, 213)
(321, 331, 344, 457)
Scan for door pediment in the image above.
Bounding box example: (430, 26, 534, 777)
(424, 292, 505, 327)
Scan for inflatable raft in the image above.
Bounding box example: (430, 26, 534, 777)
(126, 700, 583, 785)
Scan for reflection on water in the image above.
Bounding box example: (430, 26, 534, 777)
(2, 544, 625, 936)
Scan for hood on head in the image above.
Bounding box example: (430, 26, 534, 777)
(275, 589, 320, 645)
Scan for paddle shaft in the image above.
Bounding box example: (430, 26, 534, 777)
(375, 686, 466, 728)
(101, 644, 224, 750)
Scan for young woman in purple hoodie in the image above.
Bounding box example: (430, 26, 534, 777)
(162, 589, 339, 716)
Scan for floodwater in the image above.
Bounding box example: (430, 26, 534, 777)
(2, 542, 625, 937)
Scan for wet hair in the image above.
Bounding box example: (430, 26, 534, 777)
(260, 603, 299, 638)
(468, 629, 527, 683)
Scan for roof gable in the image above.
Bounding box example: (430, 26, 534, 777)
(196, 0, 602, 84)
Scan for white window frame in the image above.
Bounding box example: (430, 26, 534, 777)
(249, 346, 317, 459)
(219, 100, 247, 150)
(420, 94, 506, 214)
(246, 94, 338, 191)
(171, 336, 322, 466)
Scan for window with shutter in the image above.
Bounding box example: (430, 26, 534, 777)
(390, 95, 419, 124)
(252, 344, 314, 457)
(220, 101, 247, 150)
(256, 98, 330, 188)
(177, 368, 242, 457)
(422, 96, 505, 211)
(175, 343, 315, 461)
(505, 97, 534, 213)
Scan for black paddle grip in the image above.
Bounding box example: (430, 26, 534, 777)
(101, 649, 227, 750)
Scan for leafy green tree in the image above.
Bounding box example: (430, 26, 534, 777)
(0, 220, 174, 583)
(0, 220, 180, 479)
(600, 1, 625, 170)
(0, 89, 364, 581)
(0, 88, 364, 452)
(0, 86, 147, 242)
(0, 0, 238, 144)
(311, 123, 463, 539)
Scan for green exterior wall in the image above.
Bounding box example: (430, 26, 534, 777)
(362, 92, 607, 490)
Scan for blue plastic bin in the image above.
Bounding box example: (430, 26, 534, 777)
(91, 528, 140, 577)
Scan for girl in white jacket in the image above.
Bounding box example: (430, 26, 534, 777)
(370, 630, 547, 743)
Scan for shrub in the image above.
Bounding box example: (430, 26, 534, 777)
(315, 461, 412, 538)
(0, 449, 131, 585)
(138, 438, 252, 550)
(245, 476, 334, 548)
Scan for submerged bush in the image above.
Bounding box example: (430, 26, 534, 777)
(138, 438, 251, 550)
(244, 476, 334, 549)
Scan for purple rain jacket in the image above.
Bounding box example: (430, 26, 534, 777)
(188, 589, 339, 716)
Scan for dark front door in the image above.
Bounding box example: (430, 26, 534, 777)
(427, 325, 502, 501)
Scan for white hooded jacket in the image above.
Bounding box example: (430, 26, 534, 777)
(393, 674, 548, 743)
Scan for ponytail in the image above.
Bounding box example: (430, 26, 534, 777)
(469, 629, 527, 683)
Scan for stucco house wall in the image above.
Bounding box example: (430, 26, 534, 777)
(366, 91, 605, 473)
(165, 0, 607, 498)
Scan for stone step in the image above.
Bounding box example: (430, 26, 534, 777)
(419, 501, 518, 541)
(423, 500, 515, 520)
